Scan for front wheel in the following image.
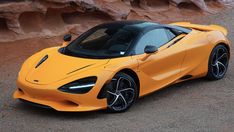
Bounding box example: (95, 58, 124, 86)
(106, 72, 138, 112)
(206, 45, 229, 80)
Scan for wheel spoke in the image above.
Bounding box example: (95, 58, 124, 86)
(115, 77, 132, 93)
(211, 63, 218, 76)
(119, 94, 128, 109)
(108, 94, 119, 107)
(107, 91, 117, 96)
(119, 88, 134, 93)
(123, 78, 132, 87)
(211, 63, 216, 66)
(217, 53, 227, 61)
(215, 63, 220, 76)
(217, 61, 226, 76)
(217, 61, 226, 68)
(115, 77, 123, 93)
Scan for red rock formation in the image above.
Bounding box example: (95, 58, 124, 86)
(0, 0, 232, 42)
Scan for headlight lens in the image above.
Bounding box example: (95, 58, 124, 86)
(58, 76, 97, 94)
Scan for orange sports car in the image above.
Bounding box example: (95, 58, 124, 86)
(13, 21, 230, 112)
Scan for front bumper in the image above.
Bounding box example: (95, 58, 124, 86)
(14, 90, 105, 111)
(13, 72, 113, 112)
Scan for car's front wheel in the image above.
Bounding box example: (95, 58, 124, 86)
(206, 45, 229, 80)
(106, 72, 138, 112)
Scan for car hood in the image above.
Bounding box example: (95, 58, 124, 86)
(25, 49, 109, 85)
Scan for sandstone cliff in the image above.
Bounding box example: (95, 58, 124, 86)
(0, 0, 233, 42)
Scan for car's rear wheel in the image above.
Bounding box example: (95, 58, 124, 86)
(206, 45, 229, 80)
(106, 72, 138, 112)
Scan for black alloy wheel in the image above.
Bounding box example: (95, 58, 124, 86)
(207, 45, 229, 80)
(106, 72, 138, 112)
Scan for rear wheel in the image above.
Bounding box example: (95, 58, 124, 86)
(106, 72, 138, 112)
(206, 45, 229, 80)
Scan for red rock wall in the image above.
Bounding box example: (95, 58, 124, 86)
(0, 0, 232, 42)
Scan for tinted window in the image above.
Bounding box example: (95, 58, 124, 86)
(135, 28, 170, 54)
(166, 29, 176, 40)
(64, 26, 135, 58)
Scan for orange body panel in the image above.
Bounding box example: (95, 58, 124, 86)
(13, 22, 230, 111)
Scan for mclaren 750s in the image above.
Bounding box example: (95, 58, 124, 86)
(13, 21, 230, 112)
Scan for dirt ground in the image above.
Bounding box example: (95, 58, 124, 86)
(0, 8, 234, 132)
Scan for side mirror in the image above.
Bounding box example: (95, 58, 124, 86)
(144, 45, 158, 54)
(63, 34, 72, 42)
(62, 34, 72, 47)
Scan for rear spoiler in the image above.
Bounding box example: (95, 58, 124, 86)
(170, 22, 228, 36)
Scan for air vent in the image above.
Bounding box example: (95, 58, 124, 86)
(35, 55, 48, 68)
(180, 75, 192, 80)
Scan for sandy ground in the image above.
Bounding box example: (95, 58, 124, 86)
(0, 8, 234, 132)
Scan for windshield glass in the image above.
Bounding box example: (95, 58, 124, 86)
(64, 25, 135, 59)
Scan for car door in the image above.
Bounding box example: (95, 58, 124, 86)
(133, 28, 187, 96)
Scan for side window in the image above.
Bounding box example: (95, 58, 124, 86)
(135, 28, 170, 54)
(166, 29, 176, 40)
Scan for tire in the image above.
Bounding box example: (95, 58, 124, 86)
(206, 45, 229, 80)
(106, 72, 138, 112)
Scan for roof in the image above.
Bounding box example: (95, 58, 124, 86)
(101, 20, 159, 31)
(98, 20, 191, 34)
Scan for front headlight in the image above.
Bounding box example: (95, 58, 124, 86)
(58, 76, 97, 94)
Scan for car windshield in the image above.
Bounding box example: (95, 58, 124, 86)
(63, 25, 135, 59)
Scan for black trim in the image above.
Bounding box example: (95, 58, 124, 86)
(97, 83, 109, 99)
(35, 55, 48, 68)
(67, 64, 94, 75)
(144, 45, 158, 54)
(180, 75, 193, 80)
(63, 34, 72, 42)
(19, 99, 52, 109)
(167, 36, 185, 48)
(162, 25, 191, 34)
